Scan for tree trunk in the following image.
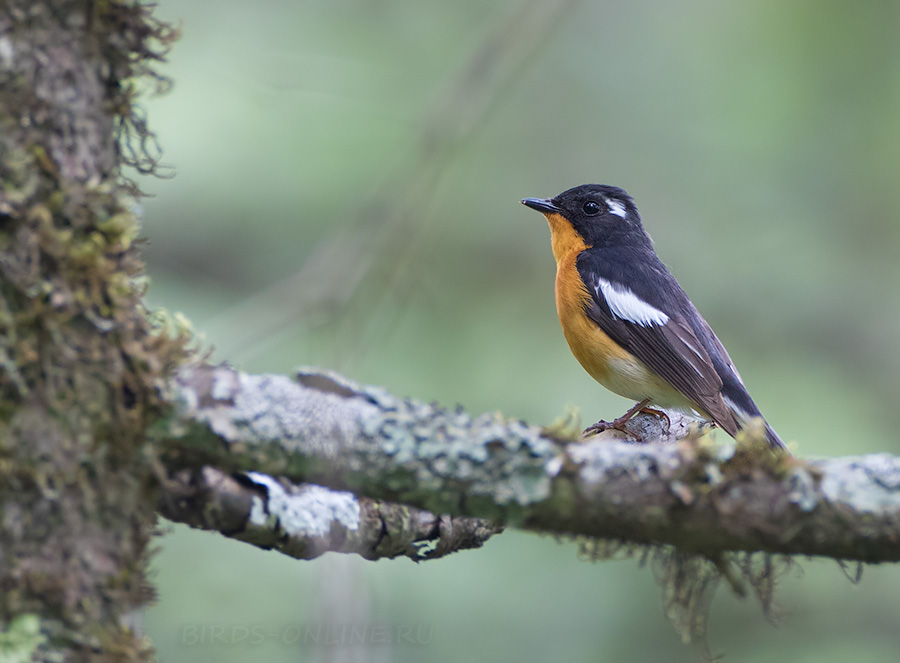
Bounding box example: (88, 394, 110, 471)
(0, 2, 187, 660)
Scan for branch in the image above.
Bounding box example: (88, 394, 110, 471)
(157, 364, 900, 563)
(158, 467, 501, 561)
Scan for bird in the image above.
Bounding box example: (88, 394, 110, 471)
(522, 183, 786, 450)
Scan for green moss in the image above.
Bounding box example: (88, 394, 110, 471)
(0, 614, 46, 663)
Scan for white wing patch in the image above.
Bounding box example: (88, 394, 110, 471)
(605, 198, 627, 218)
(595, 277, 669, 327)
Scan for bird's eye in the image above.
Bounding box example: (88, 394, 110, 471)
(582, 201, 600, 216)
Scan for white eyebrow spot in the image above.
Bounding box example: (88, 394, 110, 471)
(595, 277, 669, 327)
(605, 198, 627, 218)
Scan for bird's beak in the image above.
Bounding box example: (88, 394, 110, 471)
(521, 197, 562, 215)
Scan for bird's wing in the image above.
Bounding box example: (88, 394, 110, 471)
(576, 254, 738, 433)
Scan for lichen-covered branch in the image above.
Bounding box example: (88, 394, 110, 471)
(158, 467, 501, 561)
(158, 363, 900, 563)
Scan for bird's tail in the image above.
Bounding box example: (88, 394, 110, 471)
(717, 399, 789, 453)
(718, 387, 789, 453)
(763, 422, 788, 452)
(730, 418, 789, 453)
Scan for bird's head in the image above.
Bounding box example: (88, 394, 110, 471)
(522, 184, 645, 258)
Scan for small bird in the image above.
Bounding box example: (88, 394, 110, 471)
(522, 184, 786, 450)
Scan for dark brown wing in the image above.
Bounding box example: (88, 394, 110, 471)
(582, 289, 739, 435)
(573, 231, 784, 449)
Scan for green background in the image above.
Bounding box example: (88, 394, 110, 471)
(142, 0, 900, 660)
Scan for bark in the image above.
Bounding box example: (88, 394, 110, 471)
(158, 466, 502, 561)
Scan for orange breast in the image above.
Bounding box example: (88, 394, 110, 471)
(547, 213, 687, 405)
(555, 250, 633, 385)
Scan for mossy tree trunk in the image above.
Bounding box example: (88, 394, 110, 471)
(0, 2, 188, 661)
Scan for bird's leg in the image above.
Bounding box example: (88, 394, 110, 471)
(583, 398, 652, 438)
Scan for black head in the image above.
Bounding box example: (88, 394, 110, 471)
(522, 184, 646, 248)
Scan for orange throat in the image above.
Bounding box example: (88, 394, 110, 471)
(545, 212, 588, 263)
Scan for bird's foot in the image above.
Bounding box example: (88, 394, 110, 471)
(582, 399, 665, 442)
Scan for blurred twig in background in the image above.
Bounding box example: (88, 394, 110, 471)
(203, 0, 578, 368)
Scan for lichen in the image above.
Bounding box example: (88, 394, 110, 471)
(245, 473, 360, 537)
(819, 454, 900, 513)
(0, 614, 46, 663)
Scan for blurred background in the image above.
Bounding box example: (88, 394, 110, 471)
(141, 0, 900, 660)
